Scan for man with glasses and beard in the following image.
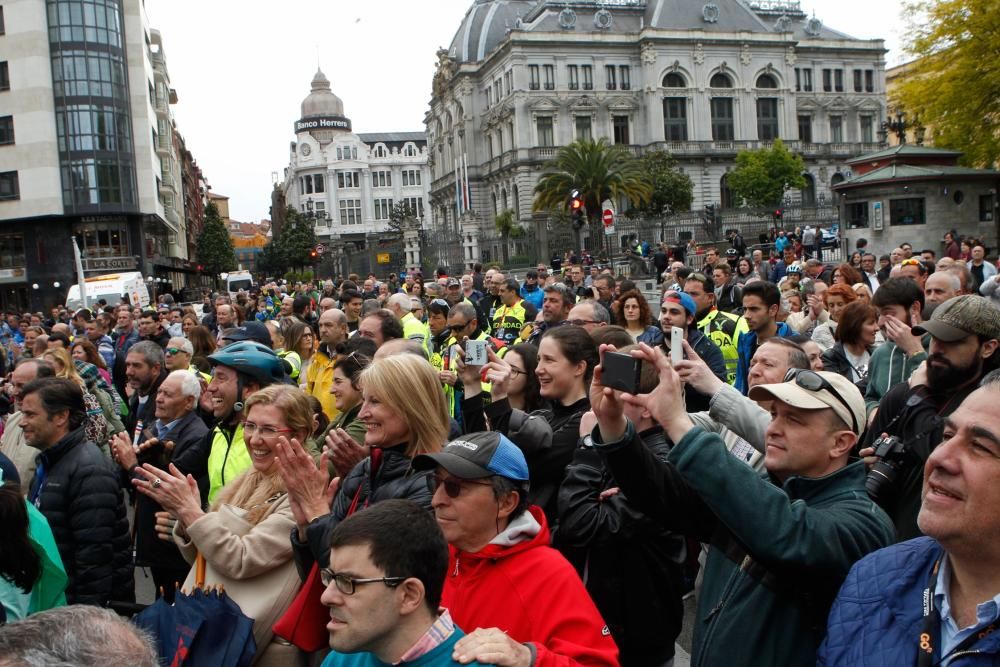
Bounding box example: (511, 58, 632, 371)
(861, 295, 1000, 540)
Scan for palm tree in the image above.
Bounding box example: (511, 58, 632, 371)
(533, 138, 652, 252)
(494, 209, 523, 265)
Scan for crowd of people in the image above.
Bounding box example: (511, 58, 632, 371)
(1, 229, 1000, 667)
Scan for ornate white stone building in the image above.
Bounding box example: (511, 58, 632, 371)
(283, 71, 433, 273)
(426, 0, 888, 267)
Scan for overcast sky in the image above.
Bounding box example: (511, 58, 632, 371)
(144, 0, 910, 224)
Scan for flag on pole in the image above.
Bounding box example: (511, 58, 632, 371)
(72, 237, 88, 311)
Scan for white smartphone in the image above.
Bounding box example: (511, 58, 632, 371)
(465, 339, 488, 366)
(670, 327, 684, 365)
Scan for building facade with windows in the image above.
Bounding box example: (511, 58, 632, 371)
(426, 0, 888, 267)
(282, 70, 433, 272)
(0, 0, 199, 311)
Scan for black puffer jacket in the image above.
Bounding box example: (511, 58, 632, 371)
(821, 342, 872, 395)
(557, 426, 686, 665)
(28, 427, 134, 606)
(291, 443, 434, 577)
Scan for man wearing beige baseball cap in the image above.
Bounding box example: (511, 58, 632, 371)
(861, 294, 1000, 541)
(588, 344, 894, 666)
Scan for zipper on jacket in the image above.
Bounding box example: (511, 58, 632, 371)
(696, 565, 748, 667)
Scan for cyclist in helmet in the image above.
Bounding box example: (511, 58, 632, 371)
(201, 342, 296, 502)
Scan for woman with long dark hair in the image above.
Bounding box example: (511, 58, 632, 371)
(504, 343, 544, 413)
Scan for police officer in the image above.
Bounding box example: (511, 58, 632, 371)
(491, 279, 537, 345)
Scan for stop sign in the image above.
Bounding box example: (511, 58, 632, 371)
(602, 209, 614, 226)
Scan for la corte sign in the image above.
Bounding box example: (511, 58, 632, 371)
(295, 116, 352, 132)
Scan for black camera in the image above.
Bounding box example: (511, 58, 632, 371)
(865, 435, 909, 502)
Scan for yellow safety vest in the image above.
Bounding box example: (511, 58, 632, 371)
(491, 301, 527, 345)
(206, 423, 250, 503)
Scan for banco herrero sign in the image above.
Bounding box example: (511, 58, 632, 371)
(295, 116, 352, 132)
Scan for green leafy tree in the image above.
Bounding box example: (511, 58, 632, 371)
(278, 207, 319, 273)
(726, 139, 807, 208)
(533, 138, 652, 249)
(895, 0, 1000, 167)
(387, 201, 419, 234)
(195, 202, 237, 278)
(494, 209, 523, 264)
(628, 150, 694, 218)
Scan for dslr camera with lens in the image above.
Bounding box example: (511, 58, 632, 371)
(865, 435, 910, 502)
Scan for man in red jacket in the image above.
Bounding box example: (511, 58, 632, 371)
(414, 432, 619, 667)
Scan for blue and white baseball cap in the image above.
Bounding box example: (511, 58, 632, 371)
(413, 432, 530, 483)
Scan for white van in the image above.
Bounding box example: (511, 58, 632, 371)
(65, 272, 150, 311)
(225, 270, 255, 298)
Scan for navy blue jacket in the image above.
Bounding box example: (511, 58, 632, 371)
(735, 322, 793, 395)
(819, 536, 1000, 666)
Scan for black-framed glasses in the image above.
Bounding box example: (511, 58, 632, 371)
(508, 366, 526, 377)
(783, 369, 858, 434)
(319, 568, 406, 595)
(426, 475, 494, 498)
(563, 318, 598, 327)
(449, 321, 471, 332)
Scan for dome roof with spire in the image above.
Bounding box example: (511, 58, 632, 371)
(300, 68, 346, 118)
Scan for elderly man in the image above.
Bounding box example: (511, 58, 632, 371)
(924, 270, 961, 316)
(319, 500, 491, 666)
(308, 309, 350, 420)
(412, 432, 620, 666)
(819, 379, 1000, 665)
(591, 348, 894, 666)
(566, 299, 610, 333)
(163, 337, 194, 372)
(24, 378, 134, 606)
(110, 370, 208, 601)
(387, 293, 430, 354)
(124, 341, 167, 438)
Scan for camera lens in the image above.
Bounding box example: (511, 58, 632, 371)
(865, 460, 899, 502)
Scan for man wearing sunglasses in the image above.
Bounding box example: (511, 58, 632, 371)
(412, 432, 619, 667)
(319, 500, 490, 667)
(590, 348, 893, 667)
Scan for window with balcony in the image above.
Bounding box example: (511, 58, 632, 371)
(756, 98, 779, 141)
(582, 65, 593, 90)
(890, 197, 926, 225)
(568, 65, 579, 90)
(373, 198, 392, 221)
(543, 65, 554, 90)
(605, 65, 616, 90)
(0, 116, 13, 145)
(663, 98, 688, 141)
(575, 115, 592, 141)
(373, 144, 387, 158)
(798, 114, 812, 143)
(829, 115, 843, 143)
(711, 98, 734, 141)
(528, 65, 540, 90)
(613, 115, 630, 145)
(0, 171, 18, 200)
(619, 66, 630, 90)
(860, 115, 874, 143)
(339, 199, 362, 225)
(536, 116, 554, 147)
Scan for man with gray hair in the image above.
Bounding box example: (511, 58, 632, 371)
(163, 336, 194, 372)
(124, 341, 167, 438)
(387, 292, 430, 354)
(0, 605, 158, 667)
(565, 299, 611, 333)
(0, 359, 55, 484)
(110, 369, 209, 601)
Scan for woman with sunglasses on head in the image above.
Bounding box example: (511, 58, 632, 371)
(275, 354, 449, 589)
(458, 326, 598, 525)
(321, 351, 371, 477)
(135, 384, 310, 666)
(612, 289, 663, 345)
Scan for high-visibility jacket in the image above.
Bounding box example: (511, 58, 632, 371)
(206, 423, 250, 503)
(696, 308, 748, 385)
(401, 312, 431, 355)
(430, 333, 459, 418)
(491, 300, 528, 345)
(306, 345, 339, 421)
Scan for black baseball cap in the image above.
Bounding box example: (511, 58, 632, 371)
(413, 431, 530, 483)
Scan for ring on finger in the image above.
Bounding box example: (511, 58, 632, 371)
(152, 478, 162, 489)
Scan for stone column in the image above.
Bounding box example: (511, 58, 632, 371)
(403, 220, 422, 272)
(461, 212, 482, 271)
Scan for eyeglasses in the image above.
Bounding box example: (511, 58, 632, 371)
(508, 366, 526, 376)
(449, 321, 471, 331)
(243, 421, 294, 441)
(426, 475, 494, 498)
(320, 568, 406, 595)
(165, 347, 188, 356)
(563, 319, 598, 327)
(783, 369, 858, 434)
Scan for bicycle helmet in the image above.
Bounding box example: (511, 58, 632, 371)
(786, 264, 803, 275)
(208, 341, 288, 387)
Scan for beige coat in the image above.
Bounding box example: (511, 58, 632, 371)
(174, 492, 303, 665)
(0, 412, 37, 486)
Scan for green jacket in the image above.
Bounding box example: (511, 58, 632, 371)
(863, 334, 930, 415)
(596, 424, 894, 667)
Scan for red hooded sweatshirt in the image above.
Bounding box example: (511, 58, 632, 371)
(442, 506, 620, 667)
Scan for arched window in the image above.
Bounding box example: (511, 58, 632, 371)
(756, 73, 778, 89)
(663, 72, 686, 88)
(492, 192, 498, 217)
(720, 173, 734, 209)
(800, 173, 816, 205)
(373, 145, 387, 158)
(710, 72, 733, 88)
(831, 172, 845, 187)
(403, 143, 418, 157)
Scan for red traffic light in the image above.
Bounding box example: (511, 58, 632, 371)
(571, 199, 583, 210)
(310, 251, 318, 258)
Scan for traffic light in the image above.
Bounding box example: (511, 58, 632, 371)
(310, 250, 318, 259)
(569, 189, 586, 229)
(703, 203, 716, 224)
(773, 208, 784, 222)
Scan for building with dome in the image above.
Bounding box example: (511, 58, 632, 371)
(426, 0, 888, 267)
(282, 70, 432, 276)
